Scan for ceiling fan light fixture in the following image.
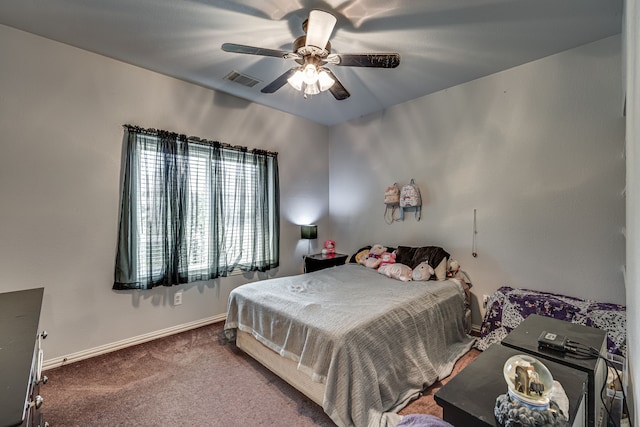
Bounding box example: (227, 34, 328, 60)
(302, 64, 319, 85)
(318, 70, 335, 91)
(305, 10, 336, 51)
(287, 69, 304, 91)
(304, 81, 320, 96)
(223, 8, 399, 102)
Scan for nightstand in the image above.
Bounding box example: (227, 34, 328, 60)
(303, 253, 348, 273)
(501, 314, 607, 427)
(435, 344, 587, 427)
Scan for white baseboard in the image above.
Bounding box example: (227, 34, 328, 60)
(43, 313, 226, 371)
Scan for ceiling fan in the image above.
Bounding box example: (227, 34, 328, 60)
(221, 10, 400, 100)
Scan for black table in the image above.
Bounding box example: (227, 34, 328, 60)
(501, 314, 607, 427)
(435, 344, 588, 427)
(303, 253, 348, 273)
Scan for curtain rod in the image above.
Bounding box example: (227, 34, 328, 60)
(123, 124, 278, 157)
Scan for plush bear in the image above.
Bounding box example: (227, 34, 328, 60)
(412, 261, 435, 281)
(361, 244, 387, 269)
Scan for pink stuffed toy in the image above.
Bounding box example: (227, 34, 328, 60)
(361, 244, 387, 269)
(379, 250, 396, 266)
(322, 240, 336, 257)
(378, 263, 412, 282)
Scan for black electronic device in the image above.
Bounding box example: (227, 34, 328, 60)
(538, 331, 567, 352)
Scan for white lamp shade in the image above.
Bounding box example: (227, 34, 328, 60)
(302, 64, 318, 85)
(287, 69, 304, 91)
(305, 10, 336, 50)
(318, 70, 335, 91)
(304, 81, 320, 96)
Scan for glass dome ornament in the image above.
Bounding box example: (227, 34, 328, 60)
(503, 354, 554, 410)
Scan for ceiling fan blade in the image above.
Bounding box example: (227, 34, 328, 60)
(305, 10, 336, 50)
(322, 69, 350, 100)
(261, 67, 299, 93)
(222, 43, 296, 59)
(328, 53, 400, 68)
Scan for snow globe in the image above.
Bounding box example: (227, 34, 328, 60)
(503, 354, 554, 409)
(495, 354, 569, 426)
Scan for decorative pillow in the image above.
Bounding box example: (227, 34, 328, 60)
(395, 246, 450, 280)
(433, 258, 448, 281)
(378, 263, 413, 282)
(412, 262, 435, 281)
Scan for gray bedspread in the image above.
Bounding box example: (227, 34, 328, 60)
(224, 264, 474, 427)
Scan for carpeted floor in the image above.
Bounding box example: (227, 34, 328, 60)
(42, 322, 479, 426)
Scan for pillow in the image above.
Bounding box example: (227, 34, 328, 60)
(378, 263, 413, 282)
(412, 262, 435, 281)
(433, 258, 448, 281)
(395, 246, 450, 280)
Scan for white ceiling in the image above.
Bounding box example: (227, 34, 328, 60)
(0, 0, 622, 126)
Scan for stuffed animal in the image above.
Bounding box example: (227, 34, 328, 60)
(361, 244, 387, 269)
(322, 240, 336, 257)
(446, 259, 461, 278)
(378, 263, 413, 282)
(412, 261, 435, 281)
(379, 250, 396, 266)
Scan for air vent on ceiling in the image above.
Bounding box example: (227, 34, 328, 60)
(224, 70, 261, 88)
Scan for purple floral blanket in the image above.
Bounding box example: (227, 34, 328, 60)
(474, 286, 626, 356)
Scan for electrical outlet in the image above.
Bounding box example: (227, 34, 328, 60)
(482, 294, 490, 308)
(174, 291, 183, 306)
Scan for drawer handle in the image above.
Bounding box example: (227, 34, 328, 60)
(37, 349, 44, 382)
(27, 395, 44, 410)
(35, 395, 44, 409)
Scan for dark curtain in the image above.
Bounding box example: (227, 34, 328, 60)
(114, 126, 279, 290)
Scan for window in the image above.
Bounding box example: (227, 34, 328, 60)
(114, 126, 279, 290)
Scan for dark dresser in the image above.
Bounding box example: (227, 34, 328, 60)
(501, 314, 607, 427)
(0, 288, 47, 427)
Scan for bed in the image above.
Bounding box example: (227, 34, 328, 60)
(474, 286, 627, 357)
(224, 258, 474, 427)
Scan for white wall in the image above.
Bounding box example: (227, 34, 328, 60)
(0, 24, 330, 361)
(624, 0, 639, 421)
(329, 36, 625, 326)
